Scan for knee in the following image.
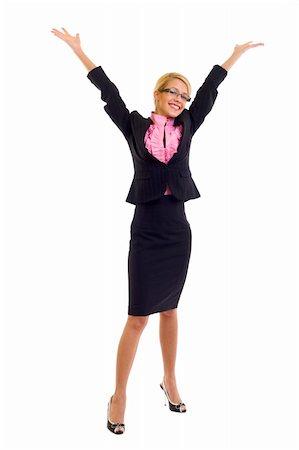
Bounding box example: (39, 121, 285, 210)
(127, 315, 149, 332)
(160, 308, 177, 319)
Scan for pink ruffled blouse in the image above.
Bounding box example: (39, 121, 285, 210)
(144, 112, 183, 195)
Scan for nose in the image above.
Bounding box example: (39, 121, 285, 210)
(172, 95, 182, 104)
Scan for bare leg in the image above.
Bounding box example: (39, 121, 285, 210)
(159, 308, 186, 409)
(109, 315, 149, 423)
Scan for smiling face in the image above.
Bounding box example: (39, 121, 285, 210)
(154, 78, 189, 118)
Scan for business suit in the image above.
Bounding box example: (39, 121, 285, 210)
(87, 64, 227, 315)
(87, 65, 227, 204)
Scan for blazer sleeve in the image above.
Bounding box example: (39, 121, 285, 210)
(188, 65, 227, 135)
(87, 66, 131, 139)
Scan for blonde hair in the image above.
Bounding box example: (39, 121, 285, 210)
(154, 72, 191, 97)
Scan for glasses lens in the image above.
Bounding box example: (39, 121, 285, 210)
(162, 88, 190, 102)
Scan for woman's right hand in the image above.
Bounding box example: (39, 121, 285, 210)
(51, 27, 81, 52)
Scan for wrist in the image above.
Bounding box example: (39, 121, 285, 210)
(72, 46, 84, 55)
(232, 49, 243, 59)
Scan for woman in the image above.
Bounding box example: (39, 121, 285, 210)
(51, 27, 263, 435)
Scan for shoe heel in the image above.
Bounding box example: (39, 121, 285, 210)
(160, 384, 167, 406)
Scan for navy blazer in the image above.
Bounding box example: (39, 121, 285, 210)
(87, 65, 227, 204)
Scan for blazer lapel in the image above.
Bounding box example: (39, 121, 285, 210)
(168, 112, 187, 163)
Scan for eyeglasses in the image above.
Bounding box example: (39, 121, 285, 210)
(160, 88, 191, 102)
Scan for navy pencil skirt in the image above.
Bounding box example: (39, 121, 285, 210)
(128, 194, 192, 316)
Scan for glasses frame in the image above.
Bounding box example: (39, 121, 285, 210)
(160, 88, 191, 103)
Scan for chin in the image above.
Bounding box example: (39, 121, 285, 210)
(168, 109, 182, 118)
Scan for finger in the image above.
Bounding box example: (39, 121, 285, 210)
(61, 27, 70, 35)
(250, 42, 265, 47)
(51, 29, 65, 38)
(51, 29, 62, 36)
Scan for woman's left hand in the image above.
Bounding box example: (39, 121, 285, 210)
(233, 41, 264, 55)
(221, 41, 264, 71)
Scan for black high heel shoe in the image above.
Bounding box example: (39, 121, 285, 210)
(160, 380, 187, 413)
(107, 396, 125, 434)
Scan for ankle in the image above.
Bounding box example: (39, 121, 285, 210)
(113, 392, 127, 401)
(163, 375, 176, 384)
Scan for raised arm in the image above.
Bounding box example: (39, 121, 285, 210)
(51, 27, 96, 71)
(51, 27, 130, 138)
(188, 41, 264, 134)
(188, 65, 227, 135)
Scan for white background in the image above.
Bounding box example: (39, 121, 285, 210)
(2, 0, 299, 449)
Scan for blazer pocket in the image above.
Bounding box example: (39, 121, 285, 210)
(135, 171, 151, 180)
(180, 169, 192, 178)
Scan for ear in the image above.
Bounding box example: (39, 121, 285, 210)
(153, 90, 160, 108)
(154, 90, 160, 101)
